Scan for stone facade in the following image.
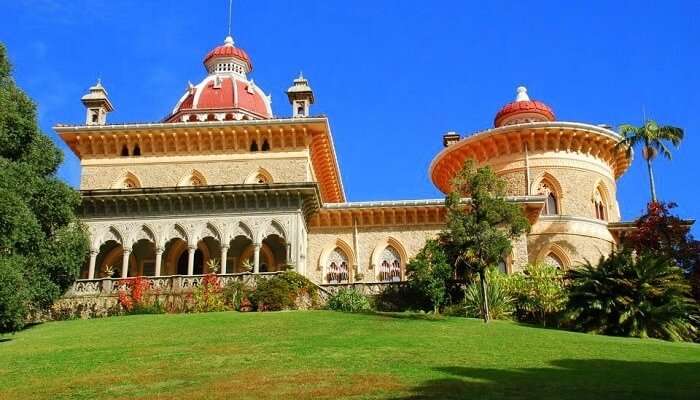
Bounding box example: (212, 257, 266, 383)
(80, 153, 311, 190)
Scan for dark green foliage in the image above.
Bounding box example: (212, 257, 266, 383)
(463, 269, 514, 320)
(566, 251, 699, 342)
(406, 239, 453, 313)
(0, 256, 31, 332)
(250, 272, 318, 311)
(0, 43, 89, 333)
(327, 288, 372, 313)
(503, 263, 568, 326)
(441, 160, 529, 322)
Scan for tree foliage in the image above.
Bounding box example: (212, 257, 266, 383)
(440, 161, 529, 321)
(565, 251, 698, 342)
(0, 42, 89, 333)
(617, 120, 683, 202)
(503, 263, 568, 326)
(406, 239, 452, 314)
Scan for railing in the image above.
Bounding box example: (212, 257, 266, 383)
(64, 272, 283, 298)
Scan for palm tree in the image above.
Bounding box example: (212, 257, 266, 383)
(617, 120, 683, 202)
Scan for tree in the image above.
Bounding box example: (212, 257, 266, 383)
(508, 263, 568, 326)
(406, 239, 452, 314)
(0, 43, 89, 333)
(566, 251, 698, 342)
(441, 161, 530, 322)
(617, 120, 683, 202)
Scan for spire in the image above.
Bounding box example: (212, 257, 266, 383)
(287, 73, 314, 118)
(515, 86, 530, 102)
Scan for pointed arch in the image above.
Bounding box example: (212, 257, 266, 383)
(592, 180, 612, 221)
(319, 239, 356, 283)
(244, 167, 273, 184)
(100, 226, 124, 247)
(198, 222, 222, 243)
(111, 171, 142, 189)
(532, 172, 562, 215)
(259, 219, 286, 242)
(538, 243, 571, 270)
(131, 224, 157, 247)
(370, 237, 408, 282)
(178, 169, 207, 187)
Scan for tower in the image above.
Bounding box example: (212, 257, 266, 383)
(81, 79, 113, 125)
(286, 73, 314, 118)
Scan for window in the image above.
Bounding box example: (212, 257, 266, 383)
(250, 140, 258, 152)
(120, 145, 129, 157)
(91, 109, 99, 123)
(537, 180, 559, 215)
(379, 246, 401, 282)
(132, 144, 141, 156)
(327, 247, 349, 284)
(261, 139, 270, 151)
(593, 187, 607, 221)
(123, 178, 138, 189)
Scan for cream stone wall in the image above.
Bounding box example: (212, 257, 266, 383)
(307, 225, 442, 283)
(80, 153, 311, 190)
(528, 216, 615, 267)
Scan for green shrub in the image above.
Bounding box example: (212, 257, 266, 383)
(566, 251, 699, 342)
(464, 269, 514, 320)
(406, 239, 453, 313)
(505, 263, 568, 326)
(0, 256, 31, 332)
(327, 288, 372, 313)
(250, 276, 295, 311)
(222, 280, 254, 310)
(190, 274, 226, 313)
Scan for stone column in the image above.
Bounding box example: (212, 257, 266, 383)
(187, 246, 195, 276)
(88, 250, 98, 280)
(154, 248, 163, 277)
(220, 245, 229, 274)
(121, 248, 131, 279)
(253, 243, 261, 273)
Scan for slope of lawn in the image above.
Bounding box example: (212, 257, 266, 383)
(1, 311, 699, 400)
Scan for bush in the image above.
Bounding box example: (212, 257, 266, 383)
(0, 256, 31, 332)
(464, 269, 514, 320)
(327, 288, 372, 313)
(566, 251, 699, 342)
(406, 239, 453, 313)
(250, 276, 295, 311)
(505, 263, 568, 326)
(191, 273, 226, 313)
(222, 280, 254, 311)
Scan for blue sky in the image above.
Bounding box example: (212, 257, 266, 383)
(2, 1, 698, 233)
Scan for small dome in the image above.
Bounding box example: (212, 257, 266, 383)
(494, 86, 555, 127)
(203, 36, 253, 72)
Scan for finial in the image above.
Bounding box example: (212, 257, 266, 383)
(224, 35, 234, 46)
(516, 86, 530, 102)
(298, 71, 304, 79)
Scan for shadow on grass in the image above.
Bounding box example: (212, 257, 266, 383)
(395, 359, 700, 400)
(371, 311, 447, 322)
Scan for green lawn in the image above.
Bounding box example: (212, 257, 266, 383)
(1, 311, 699, 399)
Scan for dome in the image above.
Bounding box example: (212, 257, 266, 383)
(494, 86, 555, 127)
(165, 36, 272, 123)
(203, 35, 253, 72)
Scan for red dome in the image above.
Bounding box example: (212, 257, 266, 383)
(166, 76, 272, 122)
(494, 87, 555, 127)
(203, 44, 253, 72)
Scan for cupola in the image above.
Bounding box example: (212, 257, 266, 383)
(81, 79, 113, 125)
(493, 86, 555, 127)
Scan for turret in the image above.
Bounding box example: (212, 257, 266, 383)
(81, 79, 113, 125)
(286, 73, 314, 118)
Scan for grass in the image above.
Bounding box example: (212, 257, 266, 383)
(0, 311, 699, 399)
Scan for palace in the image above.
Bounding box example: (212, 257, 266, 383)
(56, 33, 632, 294)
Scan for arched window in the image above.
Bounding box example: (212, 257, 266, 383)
(327, 247, 349, 284)
(544, 252, 564, 270)
(379, 246, 402, 282)
(122, 177, 139, 189)
(250, 140, 258, 152)
(132, 144, 141, 156)
(245, 168, 273, 185)
(537, 179, 559, 215)
(261, 139, 270, 151)
(120, 144, 129, 157)
(593, 187, 607, 221)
